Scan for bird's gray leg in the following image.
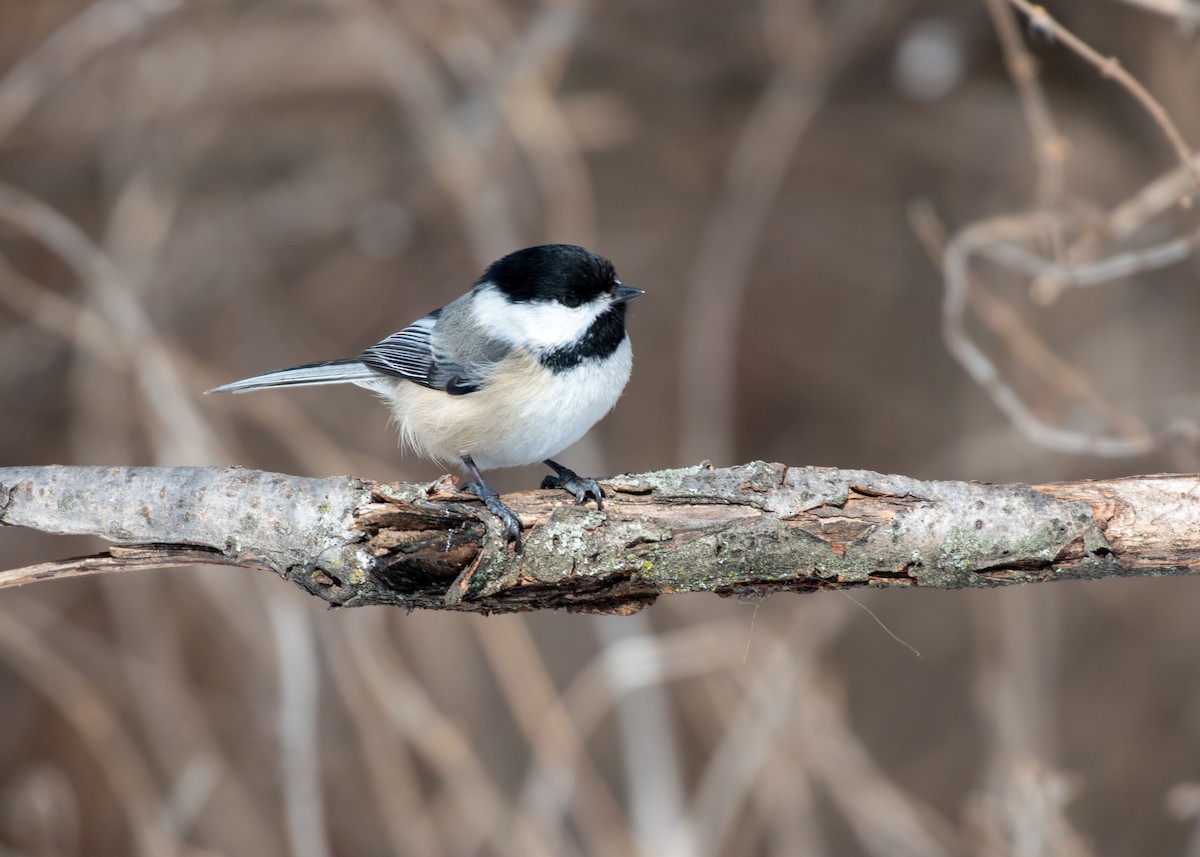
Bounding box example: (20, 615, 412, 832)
(461, 455, 523, 551)
(540, 459, 604, 510)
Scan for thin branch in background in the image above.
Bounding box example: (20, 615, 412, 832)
(0, 166, 297, 783)
(909, 200, 1156, 455)
(1165, 782, 1200, 857)
(558, 619, 754, 746)
(89, 166, 215, 464)
(983, 0, 1069, 266)
(668, 606, 837, 857)
(1111, 0, 1200, 22)
(0, 68, 354, 833)
(966, 587, 1092, 857)
(509, 618, 756, 853)
(983, 0, 1066, 205)
(0, 0, 182, 146)
(323, 0, 521, 265)
(474, 617, 634, 857)
(0, 611, 174, 857)
(475, 3, 599, 244)
(96, 568, 285, 857)
(939, 213, 1156, 456)
(940, 206, 1197, 453)
(1006, 0, 1200, 186)
(925, 0, 1200, 457)
(0, 546, 249, 591)
(591, 613, 689, 857)
(1054, 150, 1200, 310)
(161, 755, 220, 846)
(335, 612, 518, 856)
(678, 0, 883, 466)
(798, 676, 965, 857)
(1019, 222, 1200, 301)
(0, 183, 219, 462)
(318, 619, 442, 856)
(753, 749, 827, 856)
(0, 254, 127, 371)
(269, 598, 331, 857)
(676, 602, 961, 857)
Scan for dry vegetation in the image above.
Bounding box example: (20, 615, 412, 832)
(3, 0, 1200, 855)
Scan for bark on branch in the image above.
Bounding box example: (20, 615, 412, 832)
(0, 463, 1195, 614)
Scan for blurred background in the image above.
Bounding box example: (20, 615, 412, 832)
(3, 0, 1200, 854)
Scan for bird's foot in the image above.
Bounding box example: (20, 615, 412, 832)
(464, 480, 523, 552)
(541, 459, 605, 510)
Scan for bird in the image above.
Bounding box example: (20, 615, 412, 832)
(206, 244, 643, 550)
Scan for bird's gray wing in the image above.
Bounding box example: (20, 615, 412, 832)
(358, 304, 510, 396)
(358, 310, 442, 388)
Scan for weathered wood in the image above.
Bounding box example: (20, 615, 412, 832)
(1, 463, 1195, 614)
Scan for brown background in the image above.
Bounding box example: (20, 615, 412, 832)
(3, 0, 1200, 854)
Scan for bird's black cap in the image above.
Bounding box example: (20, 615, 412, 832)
(480, 244, 618, 305)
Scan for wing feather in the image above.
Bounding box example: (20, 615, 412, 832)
(358, 303, 510, 394)
(359, 311, 441, 386)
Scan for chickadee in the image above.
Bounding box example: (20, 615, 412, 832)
(207, 244, 643, 549)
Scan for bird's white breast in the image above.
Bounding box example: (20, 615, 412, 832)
(382, 338, 633, 471)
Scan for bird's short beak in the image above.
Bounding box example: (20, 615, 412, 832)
(614, 285, 645, 304)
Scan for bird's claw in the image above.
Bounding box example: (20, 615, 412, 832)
(541, 463, 605, 510)
(464, 481, 523, 552)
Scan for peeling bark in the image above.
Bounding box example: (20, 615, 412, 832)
(0, 463, 1195, 614)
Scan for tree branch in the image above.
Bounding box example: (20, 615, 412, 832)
(0, 463, 1195, 614)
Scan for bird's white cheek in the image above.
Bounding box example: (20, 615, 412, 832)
(470, 285, 606, 350)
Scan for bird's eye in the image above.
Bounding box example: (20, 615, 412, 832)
(563, 293, 582, 308)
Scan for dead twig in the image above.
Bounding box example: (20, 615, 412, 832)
(1006, 0, 1200, 187)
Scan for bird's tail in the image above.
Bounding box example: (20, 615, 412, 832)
(206, 359, 380, 394)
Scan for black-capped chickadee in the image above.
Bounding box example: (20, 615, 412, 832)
(207, 244, 643, 549)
